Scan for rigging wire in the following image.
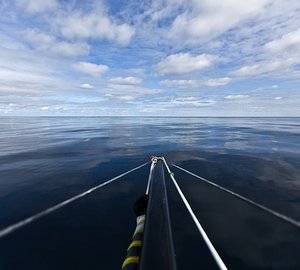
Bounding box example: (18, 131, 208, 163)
(172, 163, 300, 229)
(163, 158, 228, 270)
(145, 158, 157, 195)
(0, 161, 149, 239)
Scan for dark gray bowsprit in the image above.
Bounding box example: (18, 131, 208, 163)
(139, 159, 177, 270)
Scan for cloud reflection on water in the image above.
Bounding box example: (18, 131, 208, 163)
(0, 117, 299, 269)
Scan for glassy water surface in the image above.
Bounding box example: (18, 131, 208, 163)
(0, 117, 299, 269)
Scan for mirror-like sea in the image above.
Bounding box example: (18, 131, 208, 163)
(0, 117, 299, 270)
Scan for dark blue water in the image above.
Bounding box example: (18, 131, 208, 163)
(0, 117, 299, 269)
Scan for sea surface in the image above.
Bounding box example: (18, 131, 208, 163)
(0, 117, 299, 270)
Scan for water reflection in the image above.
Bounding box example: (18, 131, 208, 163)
(0, 117, 299, 269)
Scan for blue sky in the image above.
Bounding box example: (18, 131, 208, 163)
(0, 0, 300, 116)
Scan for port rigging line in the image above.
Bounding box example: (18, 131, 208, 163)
(0, 161, 149, 239)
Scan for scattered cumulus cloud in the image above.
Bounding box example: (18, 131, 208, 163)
(103, 84, 165, 103)
(233, 28, 300, 77)
(24, 29, 89, 57)
(265, 28, 300, 56)
(106, 84, 165, 95)
(140, 108, 167, 113)
(169, 97, 216, 107)
(206, 77, 232, 87)
(169, 0, 271, 43)
(156, 53, 216, 75)
(80, 83, 94, 89)
(224, 95, 250, 100)
(58, 12, 135, 46)
(117, 95, 135, 101)
(73, 62, 109, 76)
(160, 79, 197, 88)
(108, 77, 142, 85)
(233, 60, 295, 77)
(0, 67, 53, 84)
(160, 77, 231, 88)
(0, 0, 299, 116)
(15, 0, 58, 13)
(105, 93, 135, 102)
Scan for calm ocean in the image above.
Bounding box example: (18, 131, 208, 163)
(0, 117, 299, 269)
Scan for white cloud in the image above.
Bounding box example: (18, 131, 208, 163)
(233, 59, 295, 77)
(157, 53, 216, 75)
(140, 108, 167, 113)
(51, 42, 89, 57)
(169, 97, 216, 107)
(104, 94, 135, 102)
(24, 29, 53, 45)
(169, 0, 270, 43)
(15, 0, 58, 13)
(265, 28, 300, 56)
(206, 77, 231, 87)
(73, 62, 109, 77)
(224, 95, 250, 100)
(160, 77, 231, 88)
(160, 80, 197, 88)
(80, 83, 94, 89)
(117, 95, 135, 101)
(108, 77, 142, 85)
(2, 0, 300, 117)
(40, 106, 49, 111)
(106, 84, 165, 95)
(0, 36, 79, 102)
(24, 29, 89, 57)
(0, 67, 52, 84)
(103, 84, 165, 103)
(233, 28, 300, 77)
(58, 12, 135, 45)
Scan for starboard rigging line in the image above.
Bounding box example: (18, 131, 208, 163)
(0, 156, 299, 269)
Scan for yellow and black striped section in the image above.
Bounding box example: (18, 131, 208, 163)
(127, 240, 142, 250)
(122, 256, 139, 269)
(121, 215, 145, 269)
